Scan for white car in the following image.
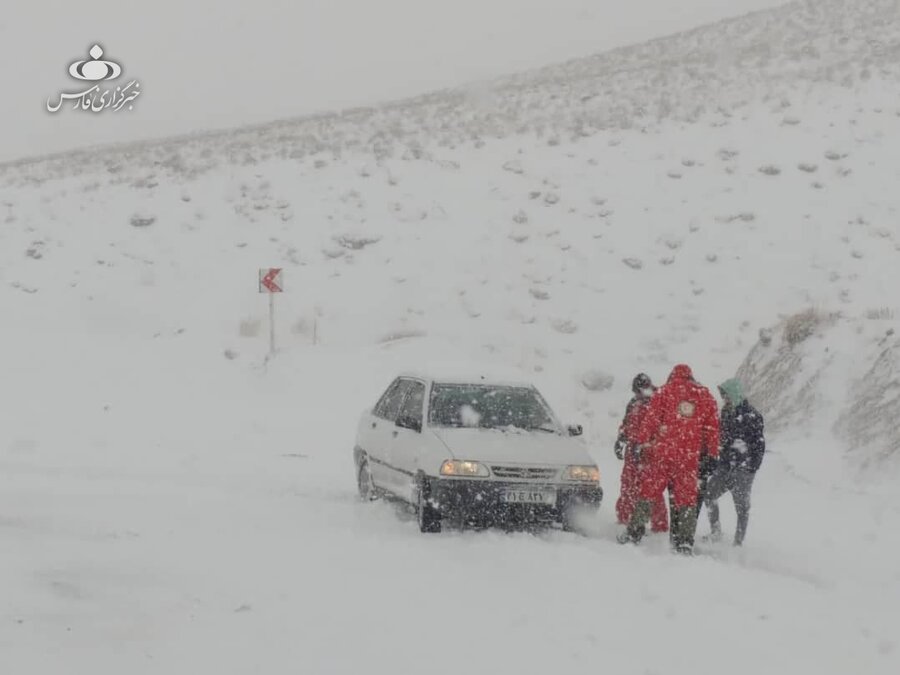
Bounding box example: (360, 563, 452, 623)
(353, 370, 603, 532)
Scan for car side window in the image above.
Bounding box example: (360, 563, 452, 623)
(375, 379, 410, 421)
(397, 381, 426, 426)
(373, 379, 400, 418)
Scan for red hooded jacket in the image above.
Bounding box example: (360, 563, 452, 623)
(636, 364, 719, 468)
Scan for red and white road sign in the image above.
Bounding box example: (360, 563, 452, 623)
(259, 268, 284, 293)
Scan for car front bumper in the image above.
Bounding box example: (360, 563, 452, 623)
(429, 478, 602, 524)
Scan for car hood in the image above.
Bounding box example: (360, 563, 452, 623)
(429, 427, 592, 466)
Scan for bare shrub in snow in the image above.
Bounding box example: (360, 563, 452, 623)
(623, 258, 644, 270)
(508, 227, 529, 244)
(580, 369, 615, 392)
(379, 328, 427, 343)
(663, 237, 683, 250)
(717, 148, 739, 161)
(865, 307, 895, 320)
(758, 165, 781, 176)
(812, 181, 825, 189)
(132, 174, 158, 189)
(529, 288, 550, 300)
(825, 150, 847, 161)
(130, 213, 156, 228)
(659, 257, 675, 266)
(781, 117, 801, 126)
(667, 171, 683, 179)
(798, 163, 818, 173)
(706, 253, 718, 262)
(783, 308, 827, 345)
(682, 158, 697, 167)
(551, 319, 578, 334)
(512, 210, 529, 225)
(715, 212, 755, 224)
(543, 192, 560, 205)
(529, 191, 541, 200)
(503, 160, 524, 174)
(334, 234, 380, 250)
(25, 241, 45, 259)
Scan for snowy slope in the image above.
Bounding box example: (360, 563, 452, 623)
(5, 0, 792, 162)
(736, 308, 900, 470)
(2, 0, 900, 673)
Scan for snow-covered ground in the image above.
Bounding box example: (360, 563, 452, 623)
(2, 0, 900, 672)
(6, 0, 791, 162)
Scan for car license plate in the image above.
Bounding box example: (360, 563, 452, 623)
(499, 488, 556, 505)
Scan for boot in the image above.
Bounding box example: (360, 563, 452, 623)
(671, 506, 698, 555)
(618, 500, 652, 544)
(668, 503, 680, 549)
(701, 521, 723, 543)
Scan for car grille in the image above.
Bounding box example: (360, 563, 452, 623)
(490, 466, 558, 480)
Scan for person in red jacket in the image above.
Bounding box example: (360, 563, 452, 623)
(614, 374, 669, 533)
(617, 364, 719, 554)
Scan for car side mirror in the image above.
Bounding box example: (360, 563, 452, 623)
(396, 415, 422, 433)
(567, 424, 583, 437)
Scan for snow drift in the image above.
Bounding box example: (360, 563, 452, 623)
(736, 308, 900, 469)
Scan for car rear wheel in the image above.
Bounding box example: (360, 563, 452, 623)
(357, 457, 378, 501)
(416, 474, 442, 534)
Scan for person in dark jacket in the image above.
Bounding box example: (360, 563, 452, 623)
(614, 374, 668, 533)
(703, 378, 765, 546)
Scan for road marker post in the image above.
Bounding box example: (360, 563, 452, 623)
(258, 268, 284, 356)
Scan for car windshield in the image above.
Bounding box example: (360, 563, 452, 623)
(429, 384, 558, 432)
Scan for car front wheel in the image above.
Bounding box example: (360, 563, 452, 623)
(357, 457, 378, 501)
(561, 494, 601, 534)
(416, 474, 442, 534)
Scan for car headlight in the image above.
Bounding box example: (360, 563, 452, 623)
(564, 465, 600, 482)
(440, 460, 490, 477)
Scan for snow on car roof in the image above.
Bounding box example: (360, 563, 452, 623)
(397, 363, 535, 388)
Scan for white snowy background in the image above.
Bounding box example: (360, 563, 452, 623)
(2, 0, 900, 673)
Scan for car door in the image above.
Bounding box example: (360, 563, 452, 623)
(365, 378, 411, 490)
(386, 379, 427, 500)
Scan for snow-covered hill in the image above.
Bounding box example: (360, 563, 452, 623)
(6, 0, 792, 162)
(2, 1, 900, 673)
(737, 308, 900, 470)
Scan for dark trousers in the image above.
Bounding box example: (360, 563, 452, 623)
(672, 462, 714, 547)
(705, 466, 756, 545)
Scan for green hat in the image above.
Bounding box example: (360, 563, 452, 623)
(718, 378, 745, 406)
